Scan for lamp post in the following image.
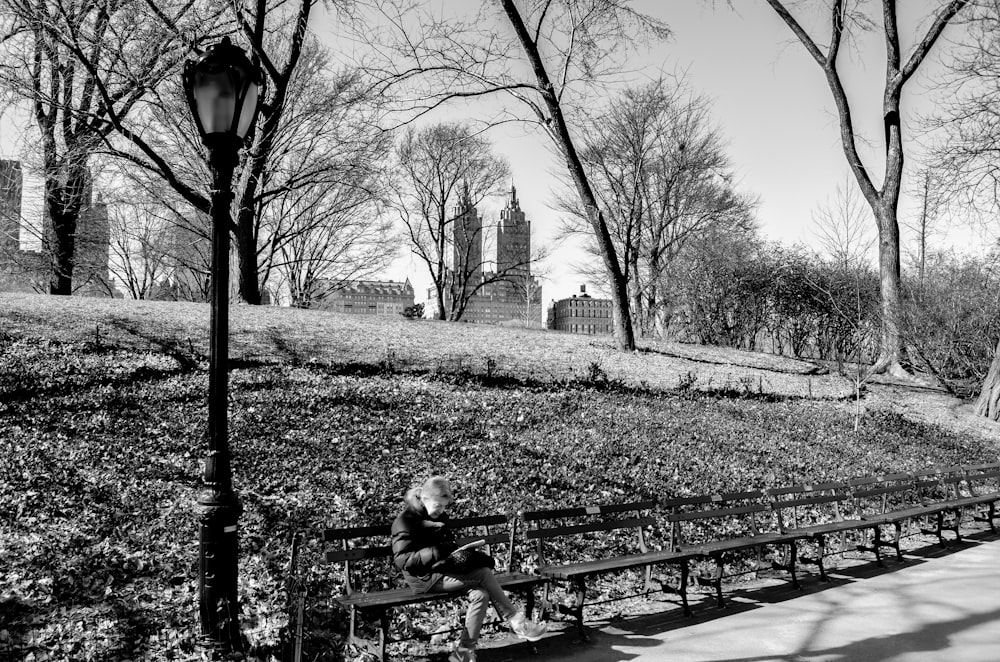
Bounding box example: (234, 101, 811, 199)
(183, 36, 262, 656)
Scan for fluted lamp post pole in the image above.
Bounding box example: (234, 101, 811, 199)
(182, 36, 262, 657)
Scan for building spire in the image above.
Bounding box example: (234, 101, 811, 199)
(508, 181, 519, 210)
(462, 179, 471, 207)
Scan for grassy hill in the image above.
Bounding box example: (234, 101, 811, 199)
(1, 293, 997, 661)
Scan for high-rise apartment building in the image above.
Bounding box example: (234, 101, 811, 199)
(451, 182, 483, 290)
(0, 160, 21, 260)
(434, 183, 542, 325)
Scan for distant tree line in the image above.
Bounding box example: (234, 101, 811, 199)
(659, 233, 1000, 398)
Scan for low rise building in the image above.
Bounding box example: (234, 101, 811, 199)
(315, 279, 414, 316)
(547, 285, 613, 335)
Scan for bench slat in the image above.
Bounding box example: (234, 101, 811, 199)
(324, 524, 391, 541)
(537, 549, 694, 579)
(326, 545, 392, 563)
(525, 516, 654, 540)
(772, 493, 846, 508)
(521, 501, 655, 521)
(852, 485, 911, 498)
(767, 482, 846, 497)
(661, 490, 765, 509)
(668, 503, 767, 522)
(450, 514, 508, 528)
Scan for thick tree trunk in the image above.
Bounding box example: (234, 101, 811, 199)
(44, 165, 89, 296)
(235, 212, 261, 305)
(975, 338, 1000, 421)
(870, 202, 909, 378)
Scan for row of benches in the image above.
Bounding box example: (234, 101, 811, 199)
(302, 463, 1000, 661)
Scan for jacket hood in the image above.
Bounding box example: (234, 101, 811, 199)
(404, 487, 423, 512)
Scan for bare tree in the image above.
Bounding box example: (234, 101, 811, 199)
(764, 0, 970, 377)
(357, 0, 670, 349)
(924, 0, 1000, 419)
(811, 173, 877, 271)
(0, 0, 208, 294)
(905, 164, 946, 287)
(560, 78, 755, 338)
(275, 180, 397, 308)
(103, 191, 173, 300)
(391, 122, 513, 320)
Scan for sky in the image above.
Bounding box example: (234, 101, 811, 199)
(0, 1, 986, 304)
(356, 1, 982, 303)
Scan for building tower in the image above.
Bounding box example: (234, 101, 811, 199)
(451, 180, 482, 289)
(496, 183, 531, 279)
(0, 160, 22, 262)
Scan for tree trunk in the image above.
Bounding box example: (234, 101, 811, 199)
(44, 164, 89, 296)
(500, 0, 635, 350)
(871, 202, 908, 378)
(975, 338, 1000, 420)
(235, 211, 261, 304)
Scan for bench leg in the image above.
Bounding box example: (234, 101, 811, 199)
(771, 542, 800, 589)
(815, 534, 829, 582)
(711, 555, 725, 609)
(377, 609, 389, 662)
(891, 521, 904, 560)
(788, 540, 800, 589)
(935, 511, 947, 546)
(678, 561, 692, 617)
(920, 512, 949, 546)
(349, 605, 358, 652)
(799, 535, 830, 582)
(572, 577, 588, 641)
(857, 526, 884, 567)
(948, 508, 963, 543)
(974, 502, 997, 533)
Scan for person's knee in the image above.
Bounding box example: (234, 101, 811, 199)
(468, 588, 489, 608)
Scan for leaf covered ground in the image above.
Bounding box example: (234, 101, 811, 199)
(0, 293, 997, 661)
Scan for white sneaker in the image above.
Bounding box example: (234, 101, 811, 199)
(510, 613, 548, 642)
(448, 645, 476, 662)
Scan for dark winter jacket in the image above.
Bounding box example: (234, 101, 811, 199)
(391, 488, 457, 592)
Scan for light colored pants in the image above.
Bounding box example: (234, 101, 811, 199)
(428, 567, 518, 648)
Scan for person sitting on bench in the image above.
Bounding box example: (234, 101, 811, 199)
(391, 475, 547, 662)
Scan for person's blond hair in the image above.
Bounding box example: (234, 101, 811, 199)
(420, 475, 453, 501)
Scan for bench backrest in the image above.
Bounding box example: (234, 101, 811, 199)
(662, 490, 774, 550)
(963, 463, 1000, 497)
(847, 472, 916, 516)
(323, 514, 516, 595)
(521, 501, 657, 569)
(911, 466, 965, 505)
(765, 480, 851, 532)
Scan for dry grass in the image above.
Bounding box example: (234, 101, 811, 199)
(3, 292, 997, 442)
(0, 292, 850, 397)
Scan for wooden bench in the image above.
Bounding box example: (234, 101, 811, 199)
(909, 463, 1000, 543)
(663, 490, 804, 609)
(522, 500, 690, 638)
(845, 467, 999, 565)
(766, 480, 877, 581)
(956, 462, 1000, 532)
(323, 514, 543, 662)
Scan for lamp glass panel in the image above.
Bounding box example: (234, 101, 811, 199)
(235, 81, 259, 139)
(192, 70, 237, 135)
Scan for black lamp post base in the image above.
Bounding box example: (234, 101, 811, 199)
(197, 488, 244, 657)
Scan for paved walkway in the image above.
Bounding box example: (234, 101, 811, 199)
(478, 533, 1000, 662)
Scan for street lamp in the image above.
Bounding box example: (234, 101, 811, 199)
(183, 36, 262, 657)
